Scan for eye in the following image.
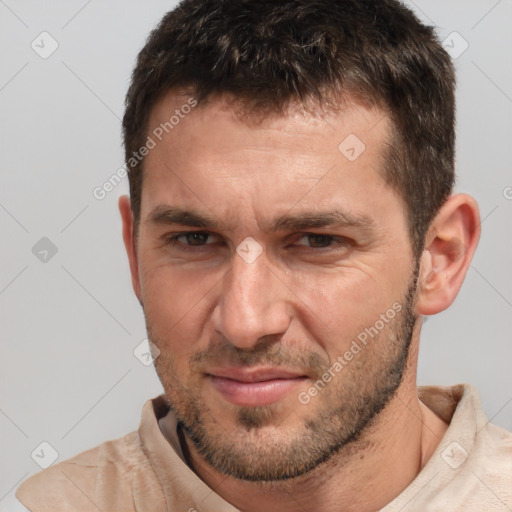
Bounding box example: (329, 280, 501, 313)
(166, 231, 219, 248)
(294, 234, 340, 248)
(179, 232, 212, 245)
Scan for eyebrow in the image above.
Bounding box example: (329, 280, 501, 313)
(267, 211, 376, 232)
(147, 206, 375, 233)
(148, 206, 219, 229)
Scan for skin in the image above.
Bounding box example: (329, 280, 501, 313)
(119, 92, 480, 512)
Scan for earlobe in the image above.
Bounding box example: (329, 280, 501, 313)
(119, 195, 143, 303)
(416, 194, 480, 316)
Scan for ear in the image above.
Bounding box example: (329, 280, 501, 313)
(416, 194, 480, 315)
(119, 195, 143, 304)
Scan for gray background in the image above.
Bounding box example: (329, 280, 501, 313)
(1, 1, 511, 509)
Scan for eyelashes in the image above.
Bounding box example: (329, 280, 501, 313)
(163, 231, 353, 257)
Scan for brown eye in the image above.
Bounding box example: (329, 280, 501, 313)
(167, 231, 218, 248)
(295, 234, 335, 248)
(306, 235, 333, 248)
(183, 232, 210, 245)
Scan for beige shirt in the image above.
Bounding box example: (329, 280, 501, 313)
(16, 384, 512, 511)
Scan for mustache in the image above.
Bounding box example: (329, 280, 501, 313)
(190, 339, 329, 378)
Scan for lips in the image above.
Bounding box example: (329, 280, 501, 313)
(207, 367, 307, 407)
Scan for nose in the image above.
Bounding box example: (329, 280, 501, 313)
(211, 249, 292, 349)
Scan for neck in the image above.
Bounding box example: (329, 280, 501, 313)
(181, 378, 448, 512)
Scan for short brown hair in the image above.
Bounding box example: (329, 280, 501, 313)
(123, 0, 455, 257)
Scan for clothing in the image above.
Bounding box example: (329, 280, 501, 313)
(16, 384, 512, 511)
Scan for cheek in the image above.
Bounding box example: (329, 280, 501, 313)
(139, 262, 219, 351)
(289, 268, 402, 353)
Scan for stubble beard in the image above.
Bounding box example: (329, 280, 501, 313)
(151, 269, 419, 482)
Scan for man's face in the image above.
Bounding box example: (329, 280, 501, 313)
(132, 93, 419, 480)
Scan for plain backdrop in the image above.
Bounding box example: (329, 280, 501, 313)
(1, 1, 511, 509)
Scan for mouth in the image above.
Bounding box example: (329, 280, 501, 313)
(206, 367, 308, 407)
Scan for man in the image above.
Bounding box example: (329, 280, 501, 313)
(16, 0, 512, 510)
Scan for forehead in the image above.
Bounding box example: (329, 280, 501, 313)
(147, 90, 389, 157)
(141, 90, 402, 230)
